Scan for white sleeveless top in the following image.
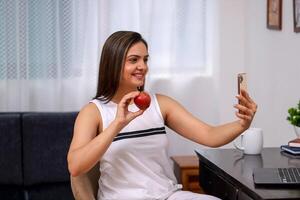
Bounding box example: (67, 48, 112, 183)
(90, 93, 181, 200)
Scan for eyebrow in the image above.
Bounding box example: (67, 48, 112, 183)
(127, 54, 149, 58)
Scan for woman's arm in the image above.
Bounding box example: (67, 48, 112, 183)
(157, 90, 257, 147)
(67, 91, 144, 177)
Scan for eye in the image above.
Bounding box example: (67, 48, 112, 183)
(129, 58, 137, 63)
(144, 57, 149, 63)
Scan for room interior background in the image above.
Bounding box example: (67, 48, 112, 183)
(0, 0, 299, 155)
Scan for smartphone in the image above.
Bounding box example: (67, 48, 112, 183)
(237, 73, 247, 113)
(237, 73, 247, 95)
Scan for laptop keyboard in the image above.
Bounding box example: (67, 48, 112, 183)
(278, 168, 300, 183)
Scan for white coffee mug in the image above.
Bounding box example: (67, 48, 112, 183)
(234, 127, 263, 155)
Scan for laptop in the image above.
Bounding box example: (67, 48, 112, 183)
(253, 168, 300, 186)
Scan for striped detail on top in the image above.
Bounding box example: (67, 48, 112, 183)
(113, 127, 166, 142)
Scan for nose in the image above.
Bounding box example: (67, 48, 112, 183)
(137, 60, 148, 71)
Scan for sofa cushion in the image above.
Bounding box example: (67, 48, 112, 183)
(26, 182, 74, 200)
(0, 113, 23, 185)
(0, 186, 24, 200)
(22, 112, 77, 186)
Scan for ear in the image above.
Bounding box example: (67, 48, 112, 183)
(137, 86, 143, 91)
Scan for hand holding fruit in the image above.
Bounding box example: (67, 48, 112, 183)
(115, 91, 145, 126)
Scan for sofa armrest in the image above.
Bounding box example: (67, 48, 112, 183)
(70, 162, 100, 200)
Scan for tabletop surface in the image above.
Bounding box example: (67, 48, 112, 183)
(195, 148, 300, 199)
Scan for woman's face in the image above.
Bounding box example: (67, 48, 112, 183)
(120, 41, 149, 89)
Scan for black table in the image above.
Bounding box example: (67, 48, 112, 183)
(195, 148, 300, 200)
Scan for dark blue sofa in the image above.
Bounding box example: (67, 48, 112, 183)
(0, 112, 78, 200)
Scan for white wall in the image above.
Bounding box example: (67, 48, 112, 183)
(165, 0, 300, 155)
(245, 0, 300, 147)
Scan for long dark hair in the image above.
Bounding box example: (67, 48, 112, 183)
(94, 31, 148, 102)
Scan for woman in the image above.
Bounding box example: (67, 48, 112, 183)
(67, 31, 257, 200)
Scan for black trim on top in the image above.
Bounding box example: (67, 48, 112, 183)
(113, 127, 166, 142)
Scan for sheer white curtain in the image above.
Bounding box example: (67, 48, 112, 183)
(0, 0, 223, 154)
(0, 0, 99, 111)
(0, 0, 210, 113)
(98, 0, 208, 76)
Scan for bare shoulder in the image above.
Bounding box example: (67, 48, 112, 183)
(69, 102, 103, 151)
(156, 93, 182, 107)
(155, 94, 184, 120)
(67, 102, 102, 156)
(77, 102, 101, 123)
(156, 93, 176, 106)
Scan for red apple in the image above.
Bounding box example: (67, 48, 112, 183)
(134, 92, 151, 110)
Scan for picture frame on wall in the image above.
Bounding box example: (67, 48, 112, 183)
(294, 0, 300, 32)
(267, 0, 282, 30)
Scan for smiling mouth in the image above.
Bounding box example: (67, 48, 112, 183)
(133, 74, 144, 79)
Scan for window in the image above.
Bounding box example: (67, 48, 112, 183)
(99, 0, 208, 75)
